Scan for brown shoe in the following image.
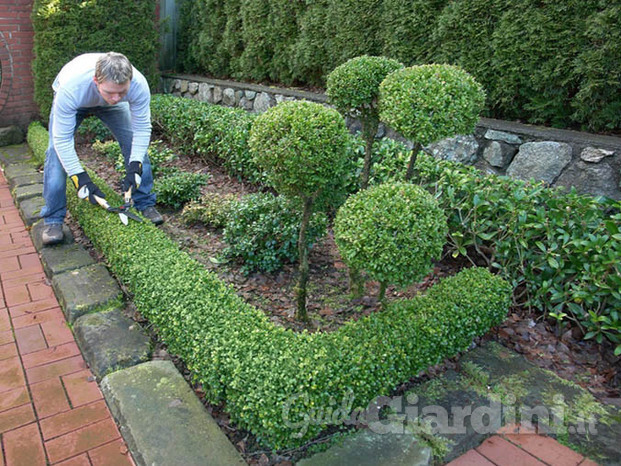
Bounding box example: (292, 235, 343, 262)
(140, 206, 164, 225)
(42, 224, 64, 246)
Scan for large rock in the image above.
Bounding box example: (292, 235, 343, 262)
(222, 88, 236, 106)
(555, 160, 620, 200)
(506, 141, 572, 184)
(52, 264, 122, 322)
(101, 360, 245, 466)
(197, 83, 212, 102)
(0, 126, 24, 146)
(73, 309, 150, 379)
(482, 141, 517, 168)
(484, 129, 522, 145)
(426, 135, 479, 165)
(253, 92, 273, 113)
(580, 147, 614, 163)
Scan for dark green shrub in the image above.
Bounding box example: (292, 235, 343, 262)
(413, 153, 621, 355)
(76, 117, 112, 143)
(154, 170, 209, 210)
(180, 192, 237, 228)
(326, 55, 404, 189)
(334, 182, 447, 300)
(223, 193, 328, 274)
(26, 122, 48, 167)
(249, 100, 350, 319)
(92, 140, 122, 162)
(379, 64, 485, 178)
(31, 0, 159, 120)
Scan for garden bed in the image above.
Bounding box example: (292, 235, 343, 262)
(67, 139, 619, 464)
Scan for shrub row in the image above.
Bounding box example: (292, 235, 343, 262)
(31, 0, 160, 120)
(26, 121, 48, 167)
(28, 124, 511, 448)
(178, 0, 620, 132)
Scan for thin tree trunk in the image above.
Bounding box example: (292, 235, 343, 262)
(348, 267, 364, 299)
(295, 196, 314, 321)
(360, 119, 379, 190)
(405, 142, 422, 181)
(378, 281, 388, 303)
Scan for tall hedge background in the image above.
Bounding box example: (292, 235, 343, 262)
(178, 0, 620, 133)
(31, 0, 160, 122)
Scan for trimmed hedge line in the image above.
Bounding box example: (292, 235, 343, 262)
(26, 121, 48, 167)
(177, 0, 620, 132)
(28, 123, 511, 448)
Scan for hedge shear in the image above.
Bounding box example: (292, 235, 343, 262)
(94, 187, 143, 225)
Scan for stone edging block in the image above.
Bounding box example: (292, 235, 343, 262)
(52, 264, 123, 322)
(39, 243, 95, 277)
(73, 309, 151, 380)
(101, 360, 246, 466)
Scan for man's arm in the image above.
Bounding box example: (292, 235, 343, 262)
(128, 76, 152, 164)
(51, 90, 84, 176)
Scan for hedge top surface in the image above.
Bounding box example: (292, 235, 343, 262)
(326, 55, 404, 119)
(334, 182, 448, 287)
(249, 100, 351, 199)
(379, 64, 486, 145)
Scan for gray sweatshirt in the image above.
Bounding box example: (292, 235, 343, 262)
(51, 53, 151, 176)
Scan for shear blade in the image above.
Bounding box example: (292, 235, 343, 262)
(119, 212, 129, 225)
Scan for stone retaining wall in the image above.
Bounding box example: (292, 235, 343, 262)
(161, 74, 621, 200)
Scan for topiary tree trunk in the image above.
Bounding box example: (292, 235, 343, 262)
(295, 196, 315, 321)
(360, 116, 379, 189)
(405, 142, 422, 181)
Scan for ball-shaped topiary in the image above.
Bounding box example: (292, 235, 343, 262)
(326, 55, 404, 119)
(334, 182, 448, 298)
(249, 100, 351, 199)
(327, 55, 404, 189)
(379, 64, 486, 146)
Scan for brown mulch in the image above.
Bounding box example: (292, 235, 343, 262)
(69, 140, 620, 464)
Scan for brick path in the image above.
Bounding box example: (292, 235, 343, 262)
(0, 169, 134, 465)
(447, 425, 599, 465)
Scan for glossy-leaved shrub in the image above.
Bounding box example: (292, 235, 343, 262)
(223, 193, 328, 274)
(379, 64, 485, 179)
(334, 182, 448, 301)
(154, 169, 209, 210)
(181, 192, 238, 228)
(249, 100, 350, 319)
(26, 122, 48, 168)
(326, 55, 403, 189)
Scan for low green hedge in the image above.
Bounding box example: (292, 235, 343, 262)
(26, 121, 48, 167)
(28, 123, 511, 448)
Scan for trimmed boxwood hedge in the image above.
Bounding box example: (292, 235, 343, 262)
(28, 124, 511, 448)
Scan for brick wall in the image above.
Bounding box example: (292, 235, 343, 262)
(0, 0, 40, 130)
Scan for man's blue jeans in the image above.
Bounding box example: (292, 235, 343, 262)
(40, 103, 156, 225)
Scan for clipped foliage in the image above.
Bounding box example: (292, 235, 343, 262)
(150, 95, 262, 183)
(379, 64, 486, 146)
(26, 122, 48, 167)
(181, 192, 237, 228)
(334, 183, 448, 290)
(154, 170, 209, 210)
(31, 116, 511, 448)
(249, 100, 350, 199)
(223, 193, 328, 274)
(31, 0, 159, 120)
(92, 140, 122, 161)
(326, 55, 404, 119)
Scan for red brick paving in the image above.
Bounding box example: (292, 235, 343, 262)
(447, 424, 600, 466)
(0, 169, 134, 465)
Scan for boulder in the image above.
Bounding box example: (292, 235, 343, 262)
(506, 141, 572, 184)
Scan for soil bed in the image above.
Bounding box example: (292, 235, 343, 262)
(70, 140, 620, 464)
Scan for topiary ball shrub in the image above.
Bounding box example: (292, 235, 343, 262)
(223, 192, 328, 275)
(249, 100, 350, 200)
(326, 55, 404, 119)
(334, 182, 448, 299)
(379, 64, 486, 146)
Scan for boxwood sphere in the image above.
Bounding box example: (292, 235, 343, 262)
(334, 182, 448, 288)
(326, 55, 404, 117)
(249, 100, 351, 199)
(379, 64, 486, 145)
